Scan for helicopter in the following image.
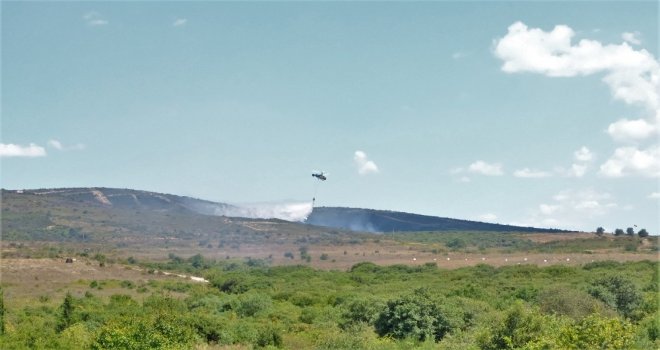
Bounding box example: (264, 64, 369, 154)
(312, 171, 327, 181)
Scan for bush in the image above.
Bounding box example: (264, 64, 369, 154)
(374, 289, 451, 342)
(232, 292, 272, 317)
(557, 314, 635, 350)
(339, 297, 384, 329)
(588, 276, 642, 319)
(479, 301, 556, 350)
(538, 286, 611, 320)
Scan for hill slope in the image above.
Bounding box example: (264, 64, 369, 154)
(1, 188, 563, 244)
(306, 207, 564, 233)
(1, 188, 327, 243)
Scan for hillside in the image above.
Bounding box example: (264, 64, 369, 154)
(1, 188, 353, 244)
(305, 206, 565, 233)
(1, 187, 564, 245)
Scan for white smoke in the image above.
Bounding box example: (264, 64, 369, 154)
(213, 201, 314, 222)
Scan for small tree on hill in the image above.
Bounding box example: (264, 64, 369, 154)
(626, 227, 635, 236)
(614, 228, 625, 236)
(595, 227, 605, 236)
(638, 229, 649, 238)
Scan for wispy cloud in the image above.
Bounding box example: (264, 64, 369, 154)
(48, 139, 85, 151)
(622, 31, 641, 45)
(574, 146, 594, 162)
(173, 18, 187, 27)
(83, 11, 108, 26)
(513, 168, 552, 178)
(648, 192, 660, 199)
(468, 160, 503, 176)
(516, 188, 618, 230)
(0, 143, 46, 158)
(354, 150, 379, 175)
(451, 51, 467, 60)
(479, 213, 498, 222)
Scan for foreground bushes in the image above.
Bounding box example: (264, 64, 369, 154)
(1, 260, 658, 349)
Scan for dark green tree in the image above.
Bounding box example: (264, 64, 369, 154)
(595, 227, 605, 236)
(188, 254, 205, 269)
(626, 227, 635, 236)
(614, 228, 625, 236)
(374, 289, 451, 342)
(57, 292, 76, 332)
(638, 228, 649, 237)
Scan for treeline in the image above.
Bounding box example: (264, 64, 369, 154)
(596, 226, 650, 237)
(1, 259, 658, 349)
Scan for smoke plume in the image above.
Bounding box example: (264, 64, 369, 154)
(213, 201, 314, 222)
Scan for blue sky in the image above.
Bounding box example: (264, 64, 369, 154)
(2, 1, 658, 232)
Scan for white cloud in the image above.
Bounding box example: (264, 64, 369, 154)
(479, 213, 498, 221)
(648, 192, 660, 199)
(83, 12, 108, 26)
(459, 176, 471, 183)
(513, 168, 552, 178)
(354, 150, 379, 175)
(0, 143, 46, 157)
(607, 118, 657, 142)
(468, 160, 503, 176)
(173, 18, 187, 27)
(599, 145, 660, 178)
(494, 22, 659, 112)
(622, 31, 641, 46)
(574, 146, 594, 162)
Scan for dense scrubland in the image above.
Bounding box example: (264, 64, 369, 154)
(1, 254, 658, 349)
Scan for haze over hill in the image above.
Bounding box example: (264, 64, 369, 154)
(305, 207, 565, 233)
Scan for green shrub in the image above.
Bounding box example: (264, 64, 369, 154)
(588, 276, 642, 319)
(374, 289, 451, 342)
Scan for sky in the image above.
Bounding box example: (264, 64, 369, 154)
(2, 1, 658, 233)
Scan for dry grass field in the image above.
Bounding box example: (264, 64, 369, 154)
(2, 232, 656, 310)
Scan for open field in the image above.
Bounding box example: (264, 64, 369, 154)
(1, 232, 656, 305)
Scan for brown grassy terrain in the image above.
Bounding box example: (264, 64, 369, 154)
(2, 233, 656, 310)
